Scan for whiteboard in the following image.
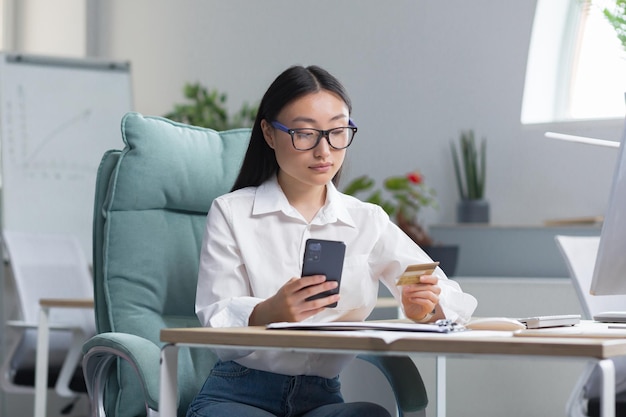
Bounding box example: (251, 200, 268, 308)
(0, 53, 133, 257)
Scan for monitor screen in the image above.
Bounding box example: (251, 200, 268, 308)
(590, 122, 626, 295)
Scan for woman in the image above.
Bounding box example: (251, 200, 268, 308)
(188, 65, 477, 417)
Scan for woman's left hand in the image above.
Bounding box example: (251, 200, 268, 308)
(401, 275, 443, 322)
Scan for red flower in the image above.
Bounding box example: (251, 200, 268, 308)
(407, 171, 423, 184)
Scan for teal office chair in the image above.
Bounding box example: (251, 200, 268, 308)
(81, 112, 428, 417)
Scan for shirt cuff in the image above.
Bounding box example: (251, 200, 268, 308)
(208, 297, 263, 328)
(438, 285, 478, 324)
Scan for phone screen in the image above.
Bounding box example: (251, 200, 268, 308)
(301, 238, 346, 307)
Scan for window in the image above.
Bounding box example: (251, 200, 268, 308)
(522, 0, 626, 123)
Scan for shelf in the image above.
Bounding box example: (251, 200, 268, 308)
(429, 224, 602, 278)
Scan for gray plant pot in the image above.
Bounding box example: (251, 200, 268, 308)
(457, 199, 490, 223)
(422, 244, 459, 277)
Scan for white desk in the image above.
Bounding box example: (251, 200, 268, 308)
(159, 322, 626, 417)
(34, 298, 94, 417)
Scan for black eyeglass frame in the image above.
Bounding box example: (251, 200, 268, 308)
(270, 119, 358, 151)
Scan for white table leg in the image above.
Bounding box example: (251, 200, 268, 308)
(598, 359, 615, 417)
(35, 306, 50, 417)
(159, 344, 179, 416)
(436, 356, 446, 417)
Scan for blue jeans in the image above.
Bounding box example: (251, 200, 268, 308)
(186, 360, 391, 417)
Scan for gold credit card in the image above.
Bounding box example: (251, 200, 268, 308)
(395, 262, 440, 286)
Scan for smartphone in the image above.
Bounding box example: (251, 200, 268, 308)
(301, 238, 346, 308)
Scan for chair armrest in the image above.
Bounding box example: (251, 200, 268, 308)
(356, 354, 428, 413)
(6, 320, 37, 328)
(82, 332, 161, 413)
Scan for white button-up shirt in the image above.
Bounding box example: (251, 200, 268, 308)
(196, 176, 477, 377)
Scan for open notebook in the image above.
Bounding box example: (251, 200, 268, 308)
(267, 319, 465, 333)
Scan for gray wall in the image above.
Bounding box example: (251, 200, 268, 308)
(91, 0, 623, 231)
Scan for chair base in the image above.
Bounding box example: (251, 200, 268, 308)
(12, 365, 87, 393)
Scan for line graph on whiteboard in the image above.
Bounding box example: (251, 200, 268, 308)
(3, 84, 111, 182)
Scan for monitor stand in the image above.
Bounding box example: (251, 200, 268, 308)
(593, 311, 626, 323)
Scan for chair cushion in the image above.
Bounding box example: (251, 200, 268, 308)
(113, 112, 250, 213)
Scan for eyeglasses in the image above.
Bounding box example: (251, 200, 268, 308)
(270, 120, 358, 151)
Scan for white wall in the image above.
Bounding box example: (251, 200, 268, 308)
(91, 0, 623, 230)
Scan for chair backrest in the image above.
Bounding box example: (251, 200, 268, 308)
(93, 112, 250, 416)
(3, 230, 94, 331)
(555, 235, 626, 319)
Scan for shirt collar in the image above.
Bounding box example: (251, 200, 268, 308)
(253, 176, 356, 228)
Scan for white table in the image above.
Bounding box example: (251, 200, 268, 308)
(34, 298, 94, 417)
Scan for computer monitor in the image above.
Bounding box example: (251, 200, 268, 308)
(590, 121, 626, 296)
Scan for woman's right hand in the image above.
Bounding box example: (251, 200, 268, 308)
(248, 275, 340, 325)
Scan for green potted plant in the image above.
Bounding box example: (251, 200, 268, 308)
(344, 170, 438, 246)
(164, 82, 258, 129)
(343, 171, 460, 275)
(450, 129, 489, 223)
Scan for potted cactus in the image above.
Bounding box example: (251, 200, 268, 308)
(451, 130, 489, 223)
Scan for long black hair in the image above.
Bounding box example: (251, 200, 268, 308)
(231, 65, 352, 191)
